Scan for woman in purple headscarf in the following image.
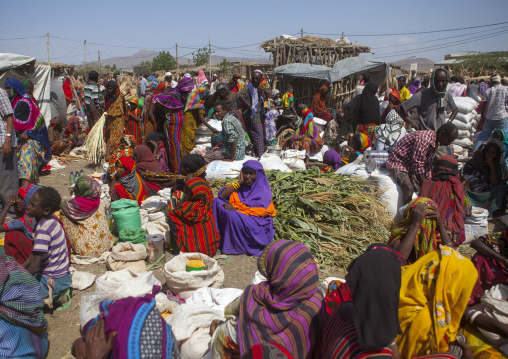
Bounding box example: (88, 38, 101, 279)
(408, 78, 421, 95)
(151, 77, 194, 173)
(213, 160, 276, 256)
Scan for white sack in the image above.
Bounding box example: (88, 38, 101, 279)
(70, 270, 96, 290)
(187, 287, 243, 314)
(367, 170, 403, 218)
(259, 153, 292, 172)
(455, 112, 476, 124)
(452, 138, 473, 148)
(206, 156, 256, 179)
(451, 120, 472, 130)
(95, 269, 160, 296)
(454, 96, 478, 114)
(336, 162, 369, 179)
(167, 303, 224, 342)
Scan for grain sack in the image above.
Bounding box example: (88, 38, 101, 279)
(111, 199, 141, 231)
(455, 112, 476, 124)
(451, 120, 471, 130)
(106, 242, 147, 273)
(454, 96, 478, 114)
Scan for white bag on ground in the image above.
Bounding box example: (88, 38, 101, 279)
(480, 284, 508, 353)
(259, 153, 292, 172)
(465, 207, 489, 226)
(167, 303, 224, 342)
(95, 269, 160, 296)
(367, 170, 403, 218)
(180, 327, 212, 359)
(336, 162, 369, 179)
(106, 242, 147, 273)
(454, 97, 478, 114)
(164, 253, 224, 296)
(282, 149, 307, 171)
(187, 287, 243, 314)
(70, 269, 96, 290)
(206, 156, 256, 179)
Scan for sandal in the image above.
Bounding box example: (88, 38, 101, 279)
(55, 287, 72, 311)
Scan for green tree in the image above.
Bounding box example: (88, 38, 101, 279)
(134, 61, 153, 75)
(452, 51, 508, 76)
(152, 51, 176, 71)
(218, 58, 231, 74)
(193, 47, 214, 66)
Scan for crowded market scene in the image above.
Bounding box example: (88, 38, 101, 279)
(1, 2, 508, 358)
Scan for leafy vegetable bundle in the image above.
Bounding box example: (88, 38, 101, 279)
(210, 168, 392, 269)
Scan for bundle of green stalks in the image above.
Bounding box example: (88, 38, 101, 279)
(210, 167, 392, 268)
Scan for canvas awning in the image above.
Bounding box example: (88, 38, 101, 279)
(274, 63, 334, 82)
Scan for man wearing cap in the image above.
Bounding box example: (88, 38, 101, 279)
(475, 74, 508, 151)
(397, 75, 411, 102)
(165, 72, 178, 88)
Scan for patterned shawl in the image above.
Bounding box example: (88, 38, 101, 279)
(388, 197, 441, 261)
(152, 78, 194, 110)
(104, 81, 120, 111)
(0, 246, 47, 334)
(61, 177, 101, 221)
(419, 156, 468, 245)
(239, 240, 324, 358)
(374, 109, 405, 150)
(311, 87, 328, 115)
(115, 157, 149, 205)
(4, 184, 39, 239)
(5, 78, 51, 162)
(184, 85, 209, 112)
(134, 145, 163, 175)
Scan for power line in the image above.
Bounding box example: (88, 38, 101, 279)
(374, 29, 508, 59)
(304, 21, 508, 37)
(371, 25, 508, 50)
(0, 35, 45, 41)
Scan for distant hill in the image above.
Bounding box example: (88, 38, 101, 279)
(392, 58, 435, 71)
(97, 50, 271, 70)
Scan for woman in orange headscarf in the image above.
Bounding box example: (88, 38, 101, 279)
(380, 89, 402, 123)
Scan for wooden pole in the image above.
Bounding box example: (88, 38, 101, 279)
(46, 33, 50, 66)
(301, 28, 303, 37)
(176, 43, 179, 73)
(84, 39, 87, 70)
(98, 50, 101, 68)
(208, 36, 212, 78)
(68, 76, 85, 119)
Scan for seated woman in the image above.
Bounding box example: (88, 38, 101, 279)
(462, 139, 508, 216)
(60, 177, 114, 257)
(0, 247, 49, 359)
(397, 246, 477, 358)
(341, 133, 370, 166)
(213, 160, 276, 256)
(145, 132, 170, 172)
(210, 240, 324, 359)
(72, 293, 179, 358)
(134, 144, 164, 175)
(167, 178, 220, 257)
(374, 109, 406, 152)
(107, 135, 136, 178)
(111, 157, 158, 205)
(491, 129, 508, 168)
(311, 85, 333, 122)
(124, 97, 142, 145)
(389, 197, 455, 263)
(282, 105, 323, 168)
(48, 117, 72, 156)
(64, 115, 86, 147)
(419, 156, 472, 246)
(320, 246, 402, 358)
(319, 149, 342, 173)
(380, 89, 402, 123)
(0, 184, 39, 264)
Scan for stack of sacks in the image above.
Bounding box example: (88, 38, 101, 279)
(448, 97, 480, 159)
(140, 197, 170, 240)
(192, 119, 222, 156)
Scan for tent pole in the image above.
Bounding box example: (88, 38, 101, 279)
(68, 75, 85, 120)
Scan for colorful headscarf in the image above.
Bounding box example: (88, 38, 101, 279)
(299, 108, 314, 135)
(238, 240, 324, 358)
(388, 197, 441, 261)
(134, 145, 163, 175)
(397, 246, 477, 358)
(419, 156, 468, 245)
(184, 84, 210, 112)
(105, 81, 120, 110)
(152, 77, 194, 110)
(0, 246, 48, 336)
(196, 70, 208, 87)
(389, 89, 401, 104)
(354, 132, 370, 152)
(61, 177, 101, 221)
(4, 184, 39, 239)
(83, 293, 177, 358)
(115, 156, 151, 205)
(5, 78, 51, 162)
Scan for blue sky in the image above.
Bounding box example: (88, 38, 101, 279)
(2, 0, 508, 65)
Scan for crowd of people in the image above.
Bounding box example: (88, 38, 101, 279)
(1, 65, 508, 358)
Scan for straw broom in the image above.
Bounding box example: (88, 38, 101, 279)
(84, 112, 107, 165)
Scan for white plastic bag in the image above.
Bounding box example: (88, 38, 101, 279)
(70, 269, 96, 290)
(205, 156, 256, 179)
(259, 153, 292, 172)
(336, 162, 369, 179)
(164, 253, 224, 296)
(367, 170, 403, 218)
(465, 207, 489, 226)
(167, 303, 224, 342)
(187, 287, 243, 314)
(95, 269, 160, 296)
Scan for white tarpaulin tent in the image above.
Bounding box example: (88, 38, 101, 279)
(0, 53, 64, 125)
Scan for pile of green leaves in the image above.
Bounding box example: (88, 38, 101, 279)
(210, 168, 392, 269)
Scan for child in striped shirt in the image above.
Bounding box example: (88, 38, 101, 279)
(24, 187, 71, 309)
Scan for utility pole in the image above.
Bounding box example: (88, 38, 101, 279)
(176, 43, 178, 74)
(208, 36, 212, 78)
(301, 28, 303, 37)
(84, 39, 87, 70)
(46, 33, 50, 66)
(98, 50, 101, 68)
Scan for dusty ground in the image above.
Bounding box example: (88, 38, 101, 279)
(39, 158, 343, 359)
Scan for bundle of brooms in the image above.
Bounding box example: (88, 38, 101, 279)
(210, 167, 392, 269)
(84, 113, 107, 165)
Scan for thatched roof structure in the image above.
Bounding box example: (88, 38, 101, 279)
(261, 35, 371, 68)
